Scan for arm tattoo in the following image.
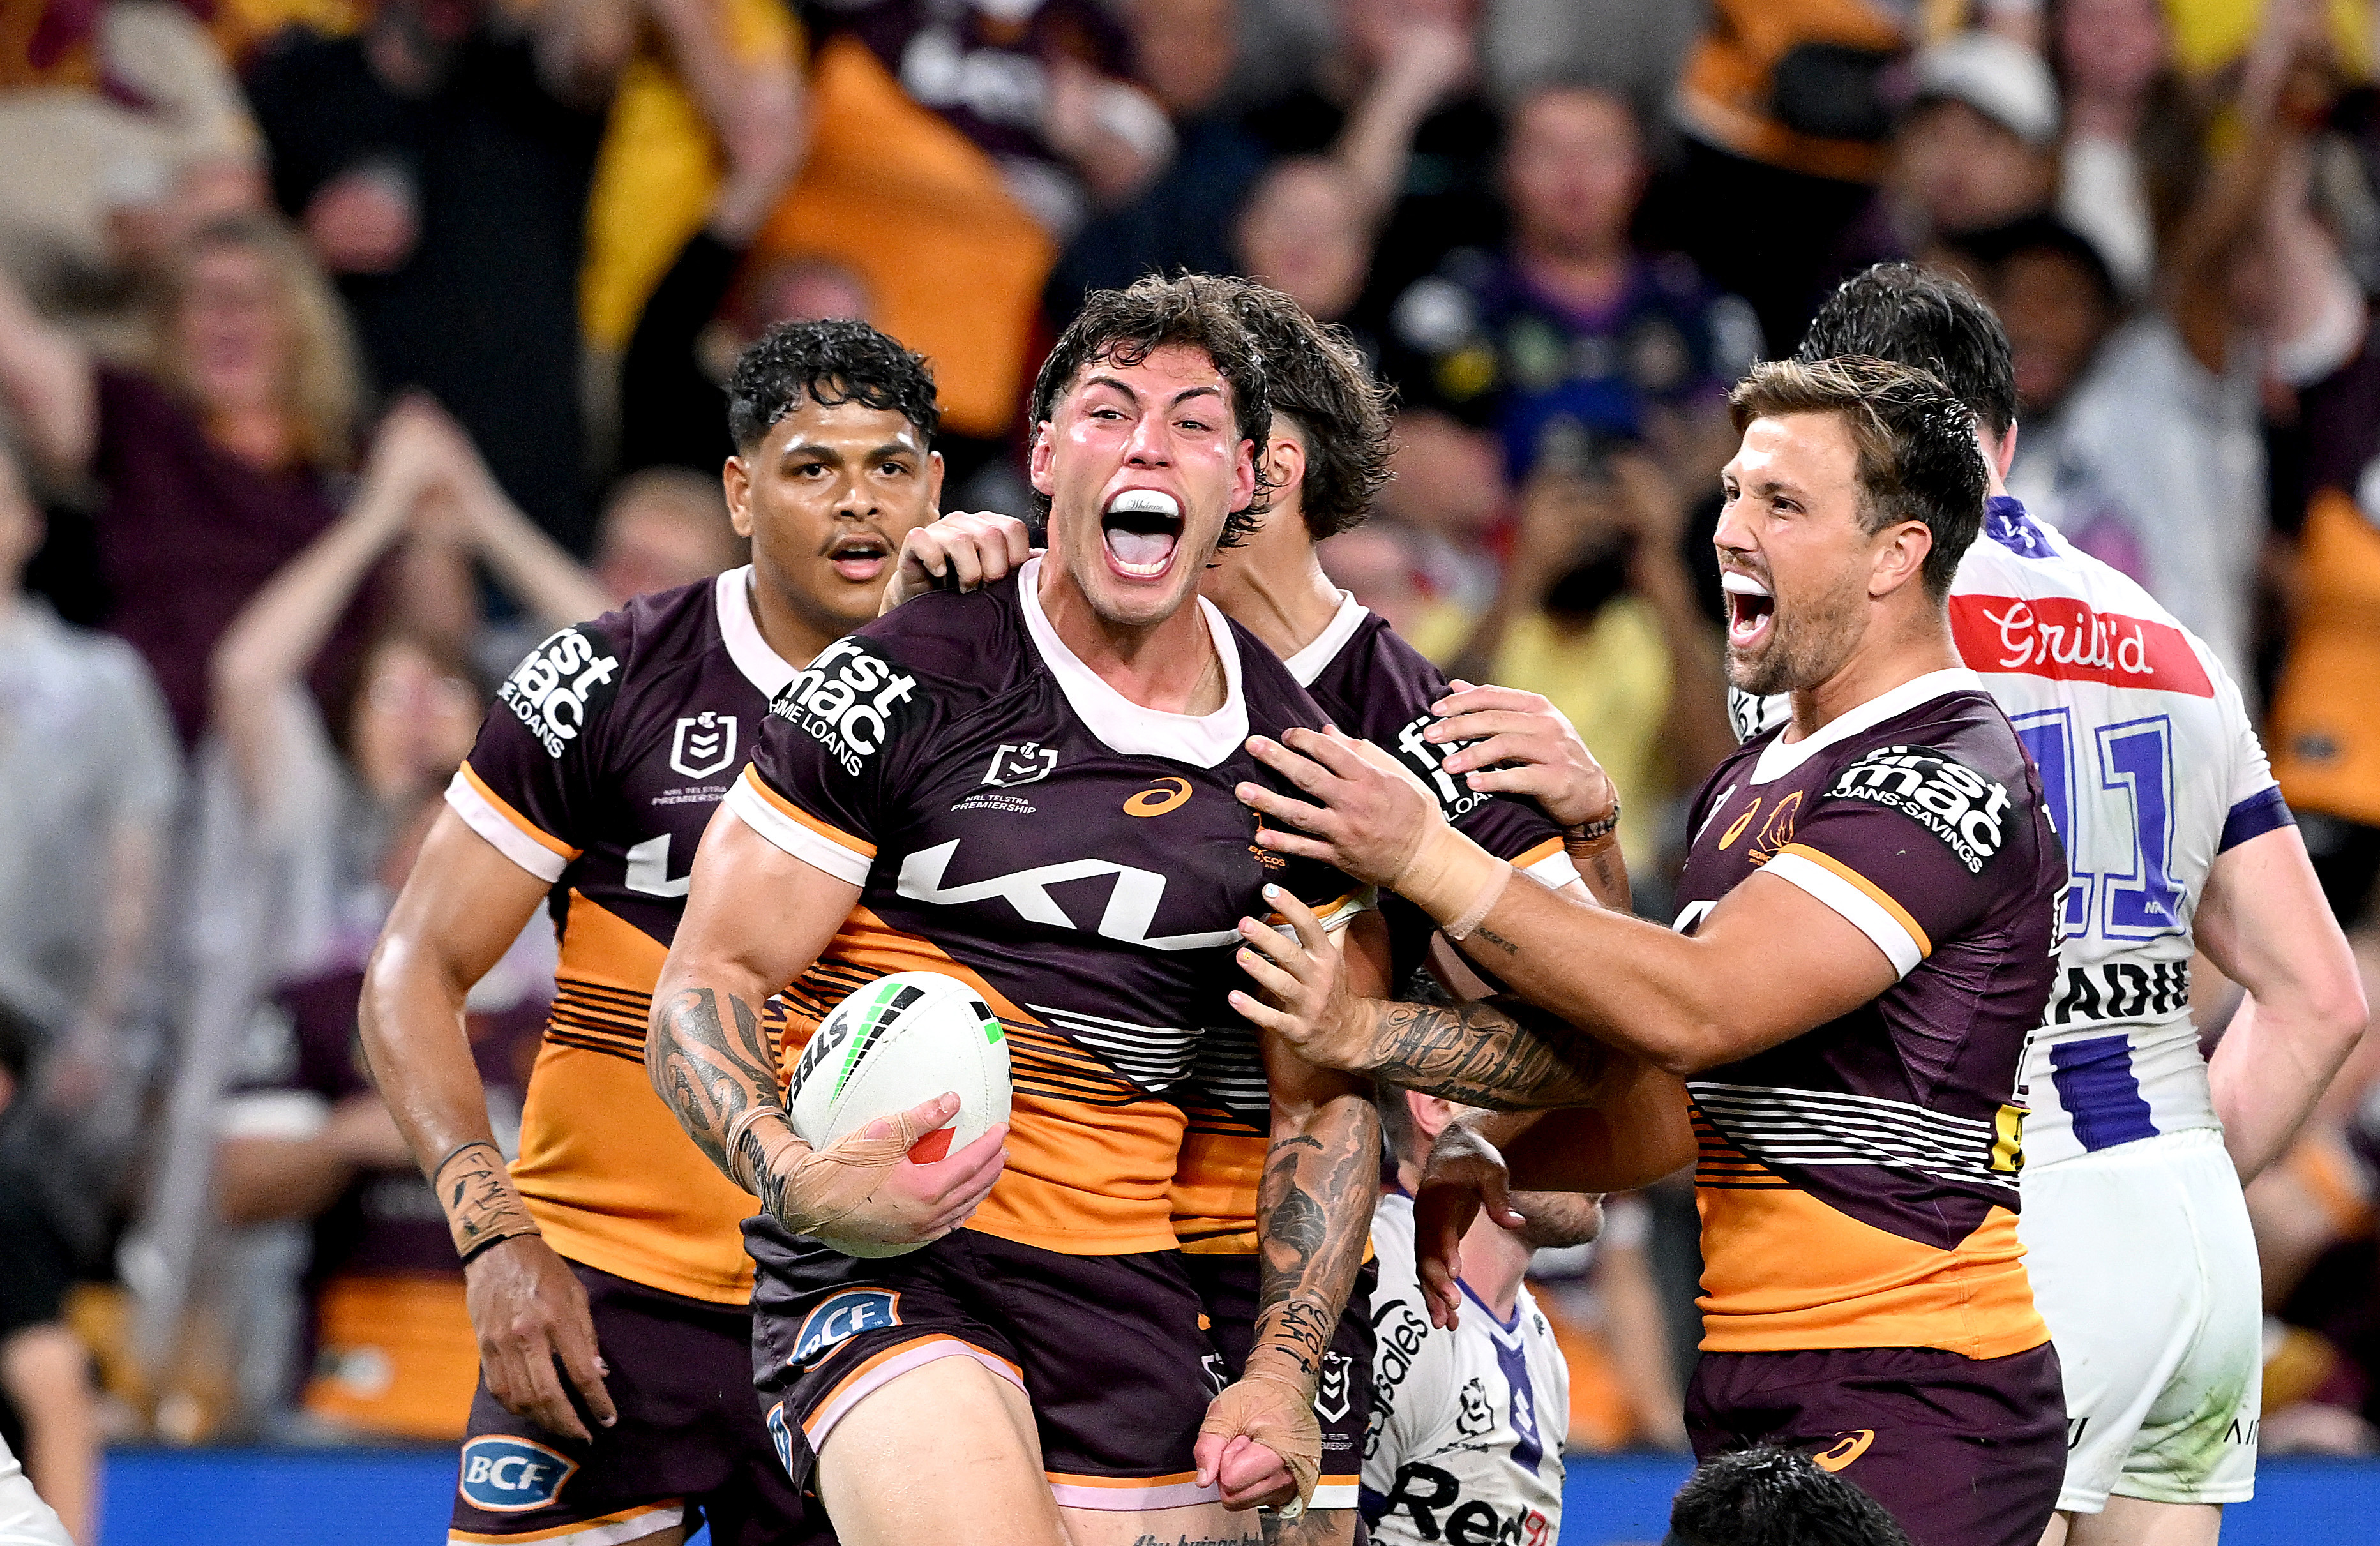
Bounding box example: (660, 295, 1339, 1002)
(1251, 1099, 1379, 1385)
(1364, 995, 1605, 1109)
(648, 986, 784, 1189)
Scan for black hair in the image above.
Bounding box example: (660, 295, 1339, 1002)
(727, 318, 940, 452)
(1217, 279, 1394, 540)
(1948, 214, 2123, 317)
(1729, 356, 1989, 601)
(1667, 1446, 1915, 1546)
(1798, 263, 2019, 436)
(1026, 273, 1273, 544)
(0, 998, 34, 1087)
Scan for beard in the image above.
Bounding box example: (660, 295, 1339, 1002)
(1508, 1190, 1605, 1250)
(1726, 569, 1867, 698)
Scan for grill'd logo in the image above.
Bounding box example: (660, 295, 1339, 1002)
(772, 638, 921, 777)
(500, 627, 621, 758)
(1828, 745, 2012, 874)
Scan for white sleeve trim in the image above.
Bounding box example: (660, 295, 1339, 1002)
(1761, 850, 1924, 979)
(446, 771, 569, 885)
(217, 1090, 332, 1140)
(723, 777, 872, 887)
(1523, 850, 1579, 890)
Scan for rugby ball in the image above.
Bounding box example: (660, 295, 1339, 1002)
(785, 971, 1012, 1257)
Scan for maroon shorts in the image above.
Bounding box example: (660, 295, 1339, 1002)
(449, 1261, 826, 1546)
(1685, 1342, 2066, 1546)
(1180, 1252, 1375, 1513)
(746, 1218, 1221, 1512)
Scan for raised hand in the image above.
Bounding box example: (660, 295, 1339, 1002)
(880, 511, 1036, 613)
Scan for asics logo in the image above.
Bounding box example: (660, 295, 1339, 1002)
(1123, 777, 1191, 816)
(1812, 1430, 1874, 1473)
(896, 839, 1236, 951)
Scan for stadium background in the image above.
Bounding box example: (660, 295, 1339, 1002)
(2, 0, 2380, 1539)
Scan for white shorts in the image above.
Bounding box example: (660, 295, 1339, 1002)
(2018, 1127, 2261, 1512)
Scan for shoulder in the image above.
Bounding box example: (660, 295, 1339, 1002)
(1230, 613, 1333, 733)
(851, 575, 1031, 697)
(1302, 610, 1442, 732)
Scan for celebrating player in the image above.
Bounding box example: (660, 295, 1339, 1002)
(1766, 266, 2363, 1546)
(1235, 357, 2074, 1546)
(646, 275, 1385, 1546)
(880, 279, 1668, 1541)
(360, 319, 953, 1546)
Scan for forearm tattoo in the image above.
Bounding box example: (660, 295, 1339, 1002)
(433, 1140, 539, 1262)
(1364, 995, 1605, 1110)
(648, 986, 785, 1192)
(1251, 1099, 1379, 1387)
(1565, 831, 1631, 913)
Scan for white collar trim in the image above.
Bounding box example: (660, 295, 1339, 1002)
(715, 567, 799, 698)
(1749, 668, 1983, 785)
(1283, 591, 1369, 687)
(1016, 556, 1249, 766)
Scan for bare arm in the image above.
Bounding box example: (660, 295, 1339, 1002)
(435, 416, 615, 628)
(1331, 20, 1473, 227)
(0, 271, 95, 477)
(649, 805, 1005, 1242)
(0, 1326, 94, 1546)
(360, 809, 618, 1441)
(2197, 825, 2368, 1183)
(215, 1095, 412, 1226)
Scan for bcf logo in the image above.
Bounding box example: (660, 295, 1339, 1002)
(458, 1436, 577, 1512)
(792, 1289, 901, 1369)
(670, 711, 737, 779)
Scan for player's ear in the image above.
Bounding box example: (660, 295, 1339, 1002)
(1407, 1090, 1456, 1142)
(1868, 519, 1931, 600)
(1230, 438, 1258, 513)
(1027, 421, 1056, 497)
(1264, 433, 1306, 500)
(924, 448, 946, 511)
(724, 455, 755, 539)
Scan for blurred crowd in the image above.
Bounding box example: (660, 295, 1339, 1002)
(2, 0, 2380, 1536)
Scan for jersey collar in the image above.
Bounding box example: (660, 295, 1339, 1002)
(716, 567, 798, 699)
(1016, 556, 1249, 767)
(1749, 666, 1984, 786)
(1282, 591, 1369, 687)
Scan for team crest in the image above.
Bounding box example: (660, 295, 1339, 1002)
(983, 742, 1057, 788)
(458, 1436, 577, 1512)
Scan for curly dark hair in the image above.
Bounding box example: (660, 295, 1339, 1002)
(1217, 279, 1394, 541)
(1729, 356, 1988, 602)
(1798, 263, 2019, 437)
(1669, 1446, 1914, 1546)
(1027, 273, 1272, 545)
(726, 318, 940, 452)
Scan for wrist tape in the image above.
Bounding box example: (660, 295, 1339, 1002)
(433, 1141, 540, 1263)
(1386, 823, 1513, 942)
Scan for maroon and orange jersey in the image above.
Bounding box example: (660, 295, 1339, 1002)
(1676, 670, 2061, 1361)
(1171, 594, 1578, 1255)
(444, 570, 797, 1305)
(731, 560, 1366, 1256)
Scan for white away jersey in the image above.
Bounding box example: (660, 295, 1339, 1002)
(1733, 497, 2294, 1167)
(1363, 1192, 1566, 1546)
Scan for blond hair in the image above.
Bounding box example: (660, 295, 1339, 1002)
(154, 214, 364, 472)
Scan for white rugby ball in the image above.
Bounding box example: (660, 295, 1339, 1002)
(785, 970, 1012, 1257)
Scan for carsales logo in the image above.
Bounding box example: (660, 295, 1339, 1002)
(1951, 594, 2211, 697)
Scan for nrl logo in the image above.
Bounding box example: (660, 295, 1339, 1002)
(983, 742, 1057, 788)
(1314, 1351, 1353, 1422)
(670, 712, 737, 779)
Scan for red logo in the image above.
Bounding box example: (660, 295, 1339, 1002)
(1951, 594, 2211, 697)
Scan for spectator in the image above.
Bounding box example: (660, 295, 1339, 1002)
(0, 214, 370, 749)
(1444, 454, 1735, 876)
(243, 0, 624, 550)
(1666, 1446, 1915, 1546)
(0, 1002, 99, 1546)
(0, 433, 177, 1098)
(211, 943, 546, 1439)
(1366, 1086, 1590, 1546)
(1872, 31, 2062, 264)
(2049, 0, 2203, 296)
(1318, 518, 1472, 664)
(1046, 0, 1267, 317)
(0, 0, 263, 322)
(1481, 0, 1701, 124)
(1242, 0, 1488, 315)
(591, 467, 742, 604)
(1382, 83, 1758, 493)
(1649, 0, 1915, 356)
(1233, 156, 1373, 329)
(0, 1431, 70, 1546)
(1368, 409, 1508, 623)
